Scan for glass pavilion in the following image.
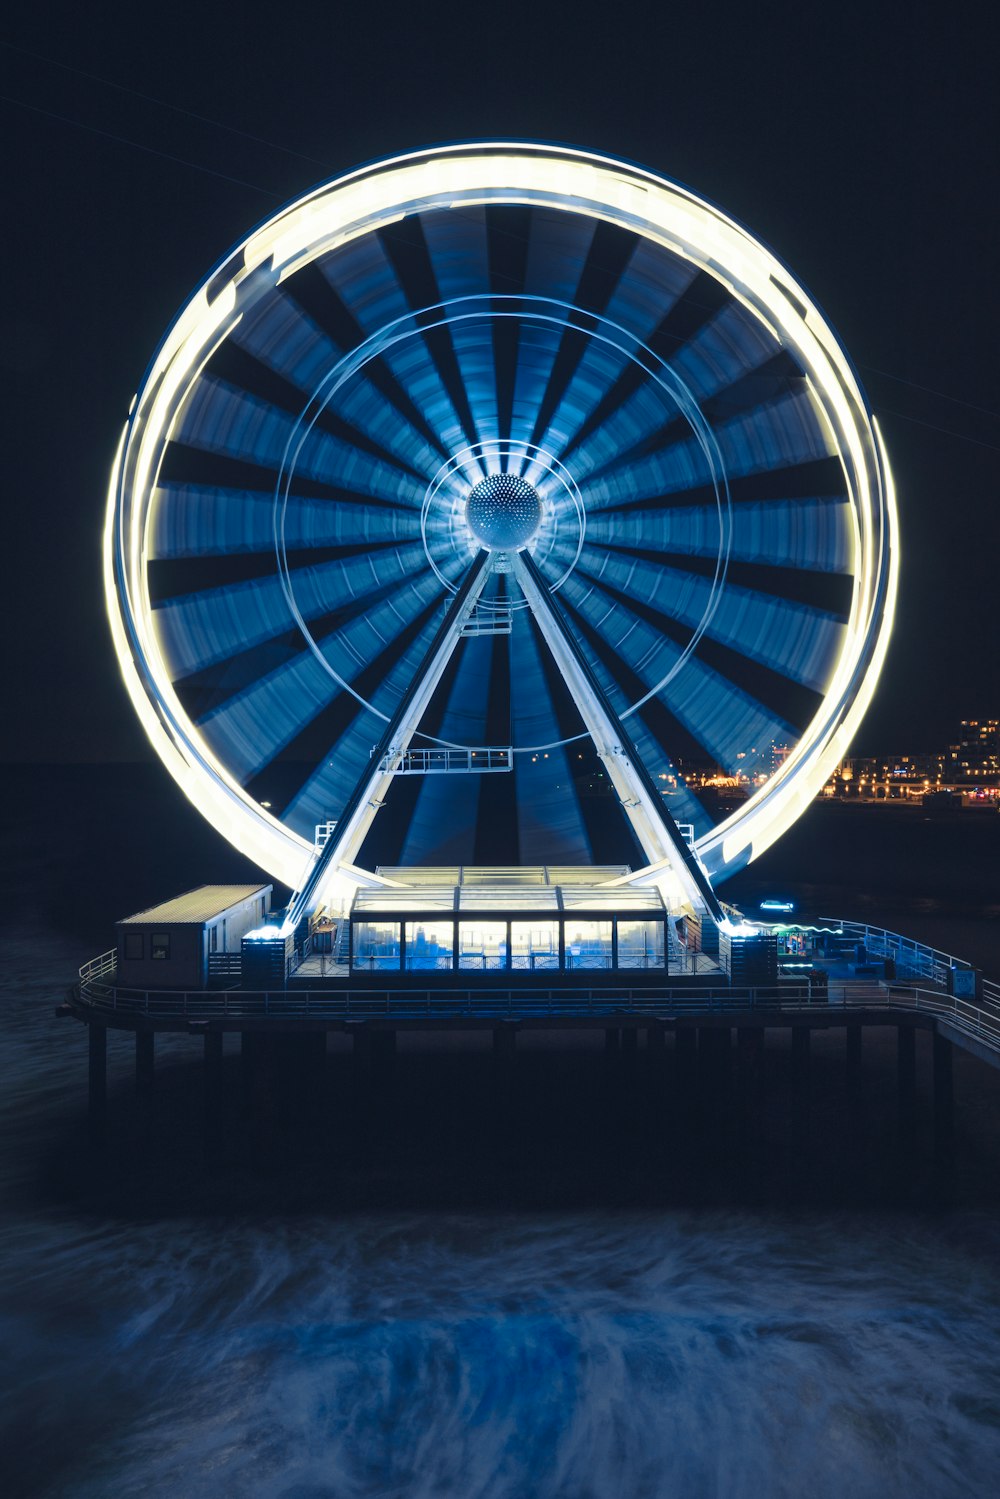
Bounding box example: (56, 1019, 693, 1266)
(348, 867, 669, 976)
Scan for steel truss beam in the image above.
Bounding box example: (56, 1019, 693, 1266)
(511, 553, 724, 922)
(284, 553, 492, 926)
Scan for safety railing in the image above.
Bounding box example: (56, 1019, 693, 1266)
(819, 918, 971, 987)
(69, 964, 993, 1040)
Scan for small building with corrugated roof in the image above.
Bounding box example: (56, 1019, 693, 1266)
(115, 884, 272, 989)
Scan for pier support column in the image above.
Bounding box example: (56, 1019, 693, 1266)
(352, 1026, 373, 1089)
(492, 1024, 517, 1138)
(698, 1027, 730, 1144)
(897, 1025, 917, 1147)
(645, 1023, 666, 1085)
(372, 1028, 397, 1085)
(791, 1026, 810, 1138)
(933, 1030, 954, 1161)
(88, 1024, 107, 1137)
(204, 1032, 224, 1135)
(240, 1032, 255, 1119)
(620, 1025, 638, 1080)
(736, 1027, 764, 1143)
(493, 1023, 517, 1059)
(603, 1026, 621, 1099)
(674, 1026, 697, 1122)
(135, 1031, 154, 1099)
(846, 1022, 862, 1101)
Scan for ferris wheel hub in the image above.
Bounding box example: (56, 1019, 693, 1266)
(464, 473, 543, 551)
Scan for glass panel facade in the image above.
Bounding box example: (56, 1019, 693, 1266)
(564, 920, 613, 969)
(352, 921, 401, 971)
(616, 919, 665, 970)
(511, 920, 559, 971)
(458, 922, 508, 971)
(404, 921, 454, 971)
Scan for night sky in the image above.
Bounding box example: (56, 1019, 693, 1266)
(3, 1, 997, 766)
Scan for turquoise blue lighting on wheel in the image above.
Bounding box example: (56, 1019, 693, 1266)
(105, 143, 897, 895)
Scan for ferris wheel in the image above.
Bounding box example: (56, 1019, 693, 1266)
(106, 142, 897, 917)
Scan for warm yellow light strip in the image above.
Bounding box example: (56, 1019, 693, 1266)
(106, 143, 896, 887)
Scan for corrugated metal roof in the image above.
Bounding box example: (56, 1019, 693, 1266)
(117, 884, 270, 926)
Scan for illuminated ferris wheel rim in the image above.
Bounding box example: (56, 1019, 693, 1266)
(106, 140, 898, 895)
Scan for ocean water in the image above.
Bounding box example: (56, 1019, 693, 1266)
(3, 766, 1000, 1497)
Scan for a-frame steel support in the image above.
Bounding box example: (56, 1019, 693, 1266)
(511, 552, 724, 922)
(284, 552, 492, 926)
(287, 545, 724, 927)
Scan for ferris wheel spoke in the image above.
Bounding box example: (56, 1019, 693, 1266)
(205, 337, 430, 488)
(150, 482, 422, 561)
(155, 541, 432, 678)
(576, 492, 852, 575)
(536, 585, 710, 832)
(596, 538, 853, 618)
(548, 265, 731, 469)
(307, 233, 478, 460)
(557, 575, 797, 780)
(395, 634, 495, 864)
(482, 205, 543, 447)
(570, 546, 838, 707)
(508, 615, 592, 861)
(197, 571, 446, 784)
(230, 296, 446, 482)
(419, 207, 504, 451)
(523, 220, 639, 454)
(157, 442, 417, 514)
(175, 378, 428, 509)
(170, 557, 434, 726)
(525, 610, 638, 859)
(579, 388, 835, 516)
(559, 312, 790, 484)
(148, 537, 416, 604)
(277, 590, 459, 837)
(372, 217, 483, 454)
(499, 206, 596, 453)
(280, 266, 449, 461)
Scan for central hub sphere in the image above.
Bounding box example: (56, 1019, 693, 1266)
(464, 473, 543, 550)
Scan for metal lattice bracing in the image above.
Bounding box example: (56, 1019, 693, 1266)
(106, 143, 897, 916)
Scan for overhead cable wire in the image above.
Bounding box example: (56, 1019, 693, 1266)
(7, 61, 997, 457)
(0, 92, 282, 197)
(1, 38, 334, 171)
(860, 364, 1000, 423)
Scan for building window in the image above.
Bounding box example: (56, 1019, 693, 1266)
(565, 921, 613, 969)
(458, 921, 508, 970)
(616, 919, 665, 970)
(351, 921, 401, 971)
(124, 933, 143, 961)
(404, 921, 454, 972)
(510, 920, 559, 971)
(151, 932, 171, 961)
(209, 925, 218, 953)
